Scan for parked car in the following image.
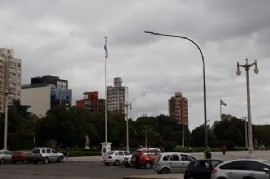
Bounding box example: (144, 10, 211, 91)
(102, 150, 130, 166)
(258, 145, 266, 150)
(153, 152, 196, 174)
(184, 159, 223, 179)
(0, 149, 12, 164)
(123, 152, 133, 167)
(211, 159, 270, 179)
(30, 147, 64, 164)
(131, 148, 161, 169)
(11, 151, 31, 164)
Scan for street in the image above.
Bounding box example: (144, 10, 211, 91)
(0, 162, 166, 179)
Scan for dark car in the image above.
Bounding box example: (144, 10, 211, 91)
(11, 151, 31, 164)
(131, 148, 161, 169)
(184, 159, 223, 179)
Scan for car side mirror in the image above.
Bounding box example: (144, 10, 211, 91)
(263, 168, 269, 174)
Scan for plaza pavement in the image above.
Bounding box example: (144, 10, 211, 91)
(64, 150, 270, 179)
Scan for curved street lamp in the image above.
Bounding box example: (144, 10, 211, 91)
(144, 31, 208, 149)
(236, 58, 258, 157)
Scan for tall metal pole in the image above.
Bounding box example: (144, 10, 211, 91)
(144, 31, 208, 149)
(236, 58, 258, 157)
(243, 116, 248, 149)
(182, 123, 185, 147)
(4, 92, 9, 150)
(125, 103, 131, 152)
(104, 36, 108, 144)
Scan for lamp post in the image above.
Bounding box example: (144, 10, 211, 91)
(236, 58, 259, 157)
(124, 103, 132, 152)
(144, 31, 208, 149)
(4, 91, 9, 149)
(242, 116, 248, 149)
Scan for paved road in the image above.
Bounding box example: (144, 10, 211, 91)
(0, 150, 269, 179)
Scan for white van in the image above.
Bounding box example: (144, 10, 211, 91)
(153, 152, 196, 174)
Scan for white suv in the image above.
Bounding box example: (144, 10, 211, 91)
(31, 147, 64, 164)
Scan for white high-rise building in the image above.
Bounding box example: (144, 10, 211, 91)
(0, 48, 21, 112)
(107, 77, 128, 113)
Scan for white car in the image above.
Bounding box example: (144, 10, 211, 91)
(211, 159, 270, 179)
(0, 149, 13, 164)
(153, 152, 196, 174)
(123, 153, 133, 167)
(102, 150, 130, 166)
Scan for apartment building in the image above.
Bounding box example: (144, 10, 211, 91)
(168, 92, 188, 126)
(107, 77, 128, 114)
(76, 91, 105, 114)
(0, 48, 21, 112)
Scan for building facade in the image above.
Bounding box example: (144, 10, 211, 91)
(107, 77, 128, 114)
(0, 48, 21, 112)
(76, 91, 104, 114)
(168, 92, 188, 126)
(21, 75, 72, 117)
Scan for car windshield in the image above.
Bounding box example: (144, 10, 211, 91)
(262, 160, 270, 166)
(107, 151, 114, 155)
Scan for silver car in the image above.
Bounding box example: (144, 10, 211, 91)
(102, 150, 130, 166)
(153, 152, 196, 174)
(211, 159, 270, 179)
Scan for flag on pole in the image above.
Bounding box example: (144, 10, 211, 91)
(104, 36, 108, 58)
(220, 99, 227, 106)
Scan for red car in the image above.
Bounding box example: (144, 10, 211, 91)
(131, 148, 161, 169)
(11, 151, 31, 164)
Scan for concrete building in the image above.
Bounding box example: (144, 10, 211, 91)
(0, 48, 21, 112)
(21, 75, 72, 117)
(76, 91, 105, 114)
(168, 92, 188, 126)
(107, 77, 128, 114)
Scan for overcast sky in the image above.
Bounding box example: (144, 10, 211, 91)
(1, 0, 270, 130)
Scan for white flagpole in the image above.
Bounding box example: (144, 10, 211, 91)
(104, 36, 108, 144)
(220, 102, 222, 120)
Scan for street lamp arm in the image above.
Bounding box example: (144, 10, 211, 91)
(144, 31, 205, 64)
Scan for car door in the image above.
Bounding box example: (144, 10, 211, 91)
(246, 161, 270, 179)
(168, 154, 182, 173)
(117, 151, 125, 163)
(180, 154, 192, 172)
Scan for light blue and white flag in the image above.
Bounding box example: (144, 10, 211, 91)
(104, 36, 108, 58)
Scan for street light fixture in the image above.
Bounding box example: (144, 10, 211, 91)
(236, 58, 258, 157)
(144, 31, 208, 149)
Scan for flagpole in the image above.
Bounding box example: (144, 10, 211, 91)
(220, 102, 222, 120)
(104, 36, 108, 144)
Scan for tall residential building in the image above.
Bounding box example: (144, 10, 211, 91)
(0, 48, 21, 112)
(107, 77, 128, 114)
(168, 92, 188, 126)
(76, 91, 104, 114)
(21, 75, 72, 117)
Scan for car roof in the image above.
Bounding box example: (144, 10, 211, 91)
(217, 159, 269, 166)
(159, 152, 191, 155)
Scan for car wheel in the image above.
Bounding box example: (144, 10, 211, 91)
(145, 162, 152, 169)
(43, 157, 49, 164)
(161, 167, 170, 174)
(0, 159, 4, 164)
(114, 160, 120, 166)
